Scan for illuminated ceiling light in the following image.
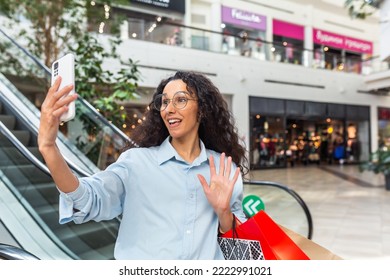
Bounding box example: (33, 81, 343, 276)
(104, 4, 110, 19)
(326, 118, 331, 123)
(220, 23, 226, 28)
(99, 22, 105, 33)
(323, 46, 329, 51)
(271, 47, 276, 52)
(133, 113, 137, 118)
(120, 106, 124, 110)
(131, 125, 136, 129)
(283, 41, 287, 46)
(156, 16, 162, 22)
(90, 1, 95, 6)
(137, 119, 142, 124)
(132, 33, 137, 38)
(256, 114, 261, 119)
(122, 124, 127, 129)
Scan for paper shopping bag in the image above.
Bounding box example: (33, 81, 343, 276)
(219, 210, 310, 260)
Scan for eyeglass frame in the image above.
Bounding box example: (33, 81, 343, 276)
(152, 91, 198, 111)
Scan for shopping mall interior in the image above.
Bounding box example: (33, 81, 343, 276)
(1, 0, 390, 261)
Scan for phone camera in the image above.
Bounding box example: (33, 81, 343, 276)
(54, 62, 58, 69)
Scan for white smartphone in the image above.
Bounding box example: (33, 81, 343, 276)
(51, 53, 76, 122)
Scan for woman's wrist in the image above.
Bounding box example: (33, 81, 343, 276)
(218, 212, 234, 234)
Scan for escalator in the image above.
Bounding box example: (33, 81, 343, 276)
(0, 120, 119, 259)
(0, 28, 128, 259)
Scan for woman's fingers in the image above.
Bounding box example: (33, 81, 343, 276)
(209, 154, 216, 176)
(225, 156, 232, 179)
(219, 152, 225, 176)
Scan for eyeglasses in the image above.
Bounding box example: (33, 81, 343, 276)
(152, 91, 197, 111)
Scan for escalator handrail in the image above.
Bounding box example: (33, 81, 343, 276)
(0, 27, 135, 147)
(0, 243, 40, 260)
(0, 28, 50, 74)
(244, 180, 313, 240)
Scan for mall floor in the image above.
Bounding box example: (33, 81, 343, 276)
(247, 163, 390, 260)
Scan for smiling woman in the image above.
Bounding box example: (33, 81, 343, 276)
(38, 70, 249, 260)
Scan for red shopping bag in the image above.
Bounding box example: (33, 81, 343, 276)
(220, 210, 310, 260)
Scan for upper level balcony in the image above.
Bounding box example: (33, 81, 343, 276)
(94, 16, 390, 95)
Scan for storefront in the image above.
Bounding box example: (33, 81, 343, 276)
(272, 19, 304, 64)
(249, 97, 370, 169)
(88, 0, 185, 45)
(378, 107, 390, 148)
(221, 6, 267, 59)
(313, 28, 373, 73)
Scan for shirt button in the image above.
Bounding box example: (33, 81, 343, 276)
(186, 230, 191, 234)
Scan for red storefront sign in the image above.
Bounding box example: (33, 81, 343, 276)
(313, 28, 373, 54)
(273, 19, 304, 40)
(379, 108, 390, 120)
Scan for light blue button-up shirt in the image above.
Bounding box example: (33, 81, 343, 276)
(59, 137, 245, 259)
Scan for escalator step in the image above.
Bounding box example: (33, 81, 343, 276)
(0, 130, 30, 146)
(0, 147, 38, 166)
(0, 115, 16, 129)
(28, 146, 44, 161)
(78, 243, 115, 260)
(1, 165, 53, 186)
(52, 219, 118, 259)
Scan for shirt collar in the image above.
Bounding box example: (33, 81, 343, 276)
(157, 136, 208, 166)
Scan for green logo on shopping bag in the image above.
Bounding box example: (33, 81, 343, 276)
(242, 195, 265, 217)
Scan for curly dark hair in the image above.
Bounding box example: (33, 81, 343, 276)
(125, 71, 249, 175)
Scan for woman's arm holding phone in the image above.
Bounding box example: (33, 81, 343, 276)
(38, 76, 79, 193)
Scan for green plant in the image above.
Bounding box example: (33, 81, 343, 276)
(359, 148, 390, 175)
(69, 33, 140, 125)
(344, 0, 384, 19)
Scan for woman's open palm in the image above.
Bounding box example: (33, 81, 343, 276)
(197, 153, 240, 216)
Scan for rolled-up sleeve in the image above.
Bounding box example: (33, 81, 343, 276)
(58, 155, 130, 224)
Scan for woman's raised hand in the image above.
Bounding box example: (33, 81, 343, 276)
(38, 77, 77, 150)
(197, 153, 240, 217)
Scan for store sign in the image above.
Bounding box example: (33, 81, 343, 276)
(221, 6, 266, 31)
(273, 19, 304, 41)
(130, 0, 185, 13)
(313, 28, 373, 54)
(379, 108, 390, 120)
